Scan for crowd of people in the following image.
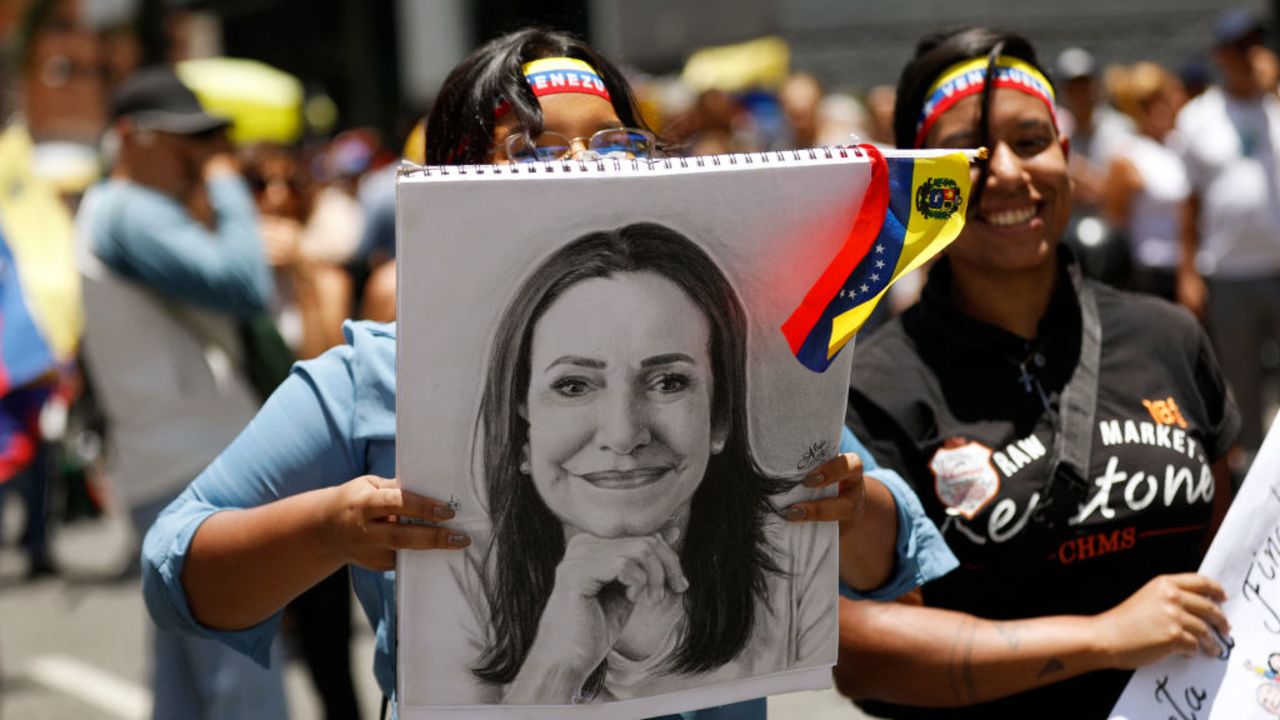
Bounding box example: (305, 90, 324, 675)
(2, 1, 1278, 719)
(643, 10, 1279, 483)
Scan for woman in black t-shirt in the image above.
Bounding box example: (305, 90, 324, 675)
(833, 27, 1240, 720)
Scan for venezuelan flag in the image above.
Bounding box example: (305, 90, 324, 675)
(0, 124, 83, 480)
(781, 144, 971, 372)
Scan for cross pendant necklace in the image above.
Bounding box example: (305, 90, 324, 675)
(1017, 355, 1052, 411)
(1017, 362, 1035, 394)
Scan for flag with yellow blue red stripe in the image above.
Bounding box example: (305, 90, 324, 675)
(782, 144, 971, 372)
(0, 124, 82, 481)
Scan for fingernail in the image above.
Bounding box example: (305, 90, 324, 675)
(784, 506, 806, 521)
(674, 576, 690, 593)
(664, 526, 681, 544)
(434, 505, 455, 519)
(803, 472, 825, 487)
(448, 534, 471, 547)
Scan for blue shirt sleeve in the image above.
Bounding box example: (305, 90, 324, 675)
(837, 426, 957, 601)
(357, 172, 398, 263)
(94, 176, 272, 317)
(141, 336, 364, 667)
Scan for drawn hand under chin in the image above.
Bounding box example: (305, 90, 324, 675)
(504, 528, 689, 703)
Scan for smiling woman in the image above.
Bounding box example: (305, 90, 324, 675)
(524, 271, 721, 539)
(467, 222, 821, 705)
(836, 26, 1242, 720)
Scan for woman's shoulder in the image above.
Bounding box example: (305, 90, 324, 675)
(345, 319, 396, 365)
(849, 314, 935, 408)
(850, 317, 921, 377)
(292, 320, 397, 440)
(295, 321, 395, 386)
(1090, 282, 1204, 352)
(345, 318, 396, 346)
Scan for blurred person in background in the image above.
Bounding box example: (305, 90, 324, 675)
(1176, 7, 1280, 476)
(356, 119, 422, 270)
(1179, 58, 1212, 102)
(1102, 62, 1189, 301)
(352, 118, 426, 324)
(243, 143, 352, 358)
(241, 141, 363, 720)
(0, 120, 85, 579)
(0, 0, 97, 580)
(668, 87, 755, 156)
(1055, 47, 1132, 199)
(864, 85, 897, 147)
(1054, 46, 1134, 287)
(777, 71, 822, 149)
(813, 91, 872, 147)
(75, 65, 285, 719)
(308, 128, 375, 266)
(14, 0, 105, 136)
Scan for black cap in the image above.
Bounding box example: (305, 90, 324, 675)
(110, 65, 231, 135)
(1213, 8, 1264, 48)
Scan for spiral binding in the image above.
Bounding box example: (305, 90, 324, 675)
(403, 145, 861, 177)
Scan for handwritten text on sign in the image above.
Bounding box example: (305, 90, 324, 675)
(1110, 414, 1280, 720)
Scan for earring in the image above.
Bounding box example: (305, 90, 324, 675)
(519, 442, 531, 475)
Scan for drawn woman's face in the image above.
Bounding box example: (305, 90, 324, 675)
(523, 271, 727, 538)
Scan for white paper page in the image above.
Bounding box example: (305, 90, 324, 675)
(395, 153, 874, 719)
(1110, 412, 1280, 720)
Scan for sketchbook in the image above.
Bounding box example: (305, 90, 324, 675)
(393, 147, 966, 719)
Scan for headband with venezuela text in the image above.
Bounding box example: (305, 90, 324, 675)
(914, 55, 1057, 148)
(494, 57, 612, 118)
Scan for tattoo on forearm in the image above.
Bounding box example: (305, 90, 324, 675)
(996, 624, 1021, 650)
(961, 621, 979, 702)
(1037, 658, 1065, 679)
(947, 618, 981, 704)
(946, 619, 965, 702)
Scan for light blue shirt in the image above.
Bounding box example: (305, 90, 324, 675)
(142, 321, 955, 719)
(90, 175, 272, 317)
(837, 426, 959, 602)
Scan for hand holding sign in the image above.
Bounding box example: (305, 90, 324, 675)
(1110, 413, 1280, 720)
(1094, 574, 1230, 669)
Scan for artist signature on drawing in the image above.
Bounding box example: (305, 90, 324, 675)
(796, 440, 835, 471)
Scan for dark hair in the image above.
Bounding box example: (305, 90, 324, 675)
(472, 223, 786, 697)
(893, 28, 1054, 207)
(893, 27, 1052, 149)
(425, 28, 653, 165)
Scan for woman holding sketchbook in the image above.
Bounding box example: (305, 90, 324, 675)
(141, 27, 955, 718)
(835, 26, 1239, 720)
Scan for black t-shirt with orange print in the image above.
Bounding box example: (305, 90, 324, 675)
(847, 251, 1239, 720)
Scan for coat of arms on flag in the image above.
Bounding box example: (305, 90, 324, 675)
(916, 177, 963, 220)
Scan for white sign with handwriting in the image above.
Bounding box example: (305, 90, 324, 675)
(1110, 413, 1280, 720)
